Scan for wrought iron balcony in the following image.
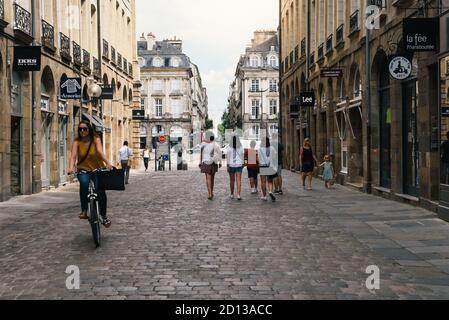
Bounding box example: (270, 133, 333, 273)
(326, 34, 333, 54)
(73, 41, 82, 67)
(41, 20, 55, 51)
(93, 57, 100, 79)
(123, 58, 128, 74)
(294, 45, 299, 63)
(13, 3, 32, 42)
(111, 46, 116, 65)
(317, 43, 324, 61)
(82, 49, 91, 73)
(117, 53, 122, 70)
(129, 63, 133, 77)
(0, 0, 8, 29)
(60, 33, 71, 61)
(336, 24, 344, 47)
(102, 39, 109, 60)
(349, 10, 359, 35)
(309, 51, 315, 67)
(289, 51, 294, 66)
(301, 38, 306, 57)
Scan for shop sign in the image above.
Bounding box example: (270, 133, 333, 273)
(299, 91, 316, 107)
(100, 85, 114, 100)
(132, 110, 145, 120)
(13, 46, 42, 71)
(442, 106, 449, 118)
(388, 55, 412, 80)
(320, 68, 343, 78)
(60, 77, 82, 99)
(403, 18, 439, 52)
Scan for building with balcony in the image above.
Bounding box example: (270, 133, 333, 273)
(137, 33, 208, 150)
(0, 0, 139, 202)
(280, 0, 445, 216)
(227, 30, 280, 140)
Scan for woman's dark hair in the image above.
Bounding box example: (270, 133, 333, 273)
(77, 120, 96, 141)
(231, 135, 242, 149)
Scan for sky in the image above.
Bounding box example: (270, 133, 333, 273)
(136, 0, 279, 128)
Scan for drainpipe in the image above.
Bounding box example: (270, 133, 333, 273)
(306, 0, 311, 139)
(365, 2, 372, 194)
(31, 0, 36, 194)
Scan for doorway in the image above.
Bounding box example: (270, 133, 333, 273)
(403, 79, 420, 196)
(59, 117, 68, 185)
(10, 117, 22, 196)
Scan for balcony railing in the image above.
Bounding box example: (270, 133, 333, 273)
(82, 49, 91, 73)
(1, 0, 7, 26)
(111, 46, 116, 65)
(317, 43, 324, 61)
(60, 33, 71, 61)
(326, 34, 333, 53)
(117, 53, 122, 70)
(123, 58, 128, 74)
(301, 38, 306, 57)
(349, 10, 359, 35)
(14, 3, 32, 37)
(93, 57, 100, 78)
(102, 39, 109, 60)
(73, 41, 81, 67)
(336, 24, 344, 46)
(294, 45, 299, 63)
(370, 0, 387, 8)
(309, 51, 315, 66)
(41, 20, 55, 51)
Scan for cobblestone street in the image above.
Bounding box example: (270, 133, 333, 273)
(1, 169, 449, 300)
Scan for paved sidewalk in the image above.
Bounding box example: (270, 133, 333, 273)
(0, 169, 449, 300)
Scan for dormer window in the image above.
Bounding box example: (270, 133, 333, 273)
(171, 57, 180, 67)
(269, 56, 278, 67)
(250, 56, 260, 67)
(153, 57, 163, 67)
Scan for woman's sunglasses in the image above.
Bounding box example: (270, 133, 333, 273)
(78, 127, 89, 132)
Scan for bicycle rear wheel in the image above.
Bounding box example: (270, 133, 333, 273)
(89, 198, 101, 248)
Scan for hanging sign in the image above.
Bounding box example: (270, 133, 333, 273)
(60, 77, 82, 99)
(388, 55, 412, 80)
(320, 68, 343, 78)
(13, 46, 41, 71)
(403, 18, 439, 52)
(442, 106, 449, 118)
(132, 110, 145, 120)
(299, 91, 316, 107)
(100, 85, 114, 100)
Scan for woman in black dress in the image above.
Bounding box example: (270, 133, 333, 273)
(300, 138, 318, 190)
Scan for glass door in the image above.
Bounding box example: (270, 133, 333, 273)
(403, 80, 420, 196)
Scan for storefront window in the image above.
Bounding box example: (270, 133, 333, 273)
(440, 56, 449, 185)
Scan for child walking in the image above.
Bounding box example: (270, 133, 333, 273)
(320, 155, 334, 189)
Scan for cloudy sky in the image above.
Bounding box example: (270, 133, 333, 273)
(136, 0, 279, 128)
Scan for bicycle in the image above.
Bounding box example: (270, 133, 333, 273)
(77, 169, 106, 248)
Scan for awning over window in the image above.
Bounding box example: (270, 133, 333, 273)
(82, 113, 111, 133)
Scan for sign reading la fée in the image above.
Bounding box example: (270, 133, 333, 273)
(13, 46, 42, 71)
(403, 18, 439, 52)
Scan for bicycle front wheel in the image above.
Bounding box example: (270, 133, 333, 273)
(89, 198, 101, 248)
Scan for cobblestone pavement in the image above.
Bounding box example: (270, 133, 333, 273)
(1, 169, 449, 300)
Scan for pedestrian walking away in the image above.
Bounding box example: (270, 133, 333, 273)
(320, 155, 335, 189)
(227, 135, 244, 200)
(119, 141, 133, 184)
(300, 138, 318, 191)
(259, 137, 278, 202)
(200, 132, 222, 200)
(68, 121, 113, 228)
(142, 145, 151, 172)
(273, 137, 284, 195)
(244, 140, 260, 194)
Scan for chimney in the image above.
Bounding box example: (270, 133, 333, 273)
(251, 30, 277, 47)
(146, 32, 156, 50)
(166, 37, 183, 52)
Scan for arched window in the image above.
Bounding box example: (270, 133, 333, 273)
(269, 56, 278, 67)
(338, 78, 346, 102)
(353, 68, 362, 98)
(250, 55, 259, 67)
(153, 57, 162, 67)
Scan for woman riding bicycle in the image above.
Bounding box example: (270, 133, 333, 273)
(68, 121, 113, 228)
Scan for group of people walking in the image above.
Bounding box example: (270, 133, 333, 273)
(200, 133, 335, 201)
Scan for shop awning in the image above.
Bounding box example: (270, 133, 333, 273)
(82, 113, 104, 132)
(92, 115, 112, 134)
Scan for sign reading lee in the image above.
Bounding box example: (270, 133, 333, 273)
(299, 91, 316, 107)
(60, 77, 82, 99)
(403, 18, 439, 52)
(13, 46, 41, 71)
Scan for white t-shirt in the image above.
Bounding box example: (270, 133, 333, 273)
(201, 142, 221, 165)
(143, 150, 150, 158)
(227, 147, 244, 167)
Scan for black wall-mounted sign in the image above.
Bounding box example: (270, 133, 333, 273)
(299, 91, 316, 107)
(132, 110, 145, 121)
(442, 106, 449, 117)
(60, 77, 82, 99)
(13, 46, 41, 71)
(403, 18, 439, 52)
(100, 85, 114, 100)
(320, 68, 343, 78)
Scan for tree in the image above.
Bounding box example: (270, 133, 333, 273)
(204, 114, 214, 130)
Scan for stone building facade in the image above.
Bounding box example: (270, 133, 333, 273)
(0, 0, 139, 202)
(228, 30, 280, 140)
(280, 0, 445, 216)
(137, 33, 208, 151)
